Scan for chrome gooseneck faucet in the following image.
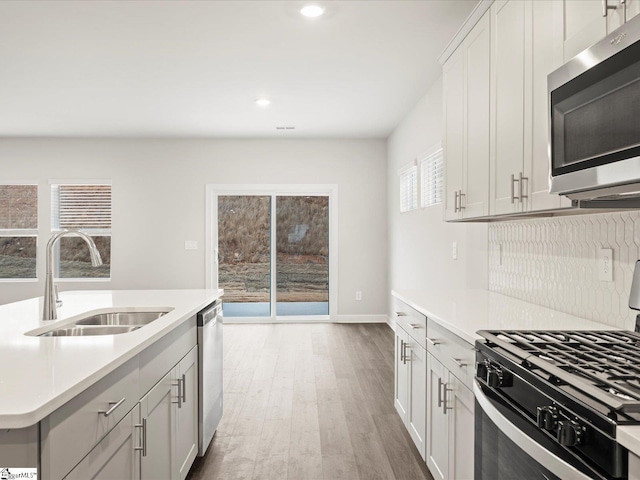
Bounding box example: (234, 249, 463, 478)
(43, 230, 103, 320)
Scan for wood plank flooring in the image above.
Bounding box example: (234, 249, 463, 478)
(187, 323, 433, 480)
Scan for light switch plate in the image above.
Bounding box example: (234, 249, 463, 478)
(452, 242, 458, 260)
(185, 240, 198, 250)
(597, 248, 613, 282)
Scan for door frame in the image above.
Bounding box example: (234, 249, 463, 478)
(205, 184, 338, 323)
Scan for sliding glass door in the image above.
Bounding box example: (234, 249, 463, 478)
(208, 186, 334, 321)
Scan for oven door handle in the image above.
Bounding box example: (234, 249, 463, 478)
(473, 380, 592, 480)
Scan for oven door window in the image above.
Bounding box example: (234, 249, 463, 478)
(551, 38, 640, 176)
(474, 381, 606, 480)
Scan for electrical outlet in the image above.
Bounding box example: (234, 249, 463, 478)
(185, 240, 198, 250)
(355, 291, 362, 301)
(452, 242, 458, 260)
(598, 248, 613, 282)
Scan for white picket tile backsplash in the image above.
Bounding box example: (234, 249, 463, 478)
(488, 211, 640, 329)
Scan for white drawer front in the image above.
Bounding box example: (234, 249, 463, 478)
(41, 358, 139, 480)
(393, 299, 426, 349)
(426, 318, 475, 390)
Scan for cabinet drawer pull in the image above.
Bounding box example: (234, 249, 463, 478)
(408, 323, 421, 330)
(450, 357, 468, 368)
(181, 374, 187, 403)
(135, 418, 147, 457)
(98, 397, 126, 417)
(426, 337, 441, 346)
(395, 311, 408, 317)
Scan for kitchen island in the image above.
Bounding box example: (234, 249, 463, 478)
(0, 289, 222, 479)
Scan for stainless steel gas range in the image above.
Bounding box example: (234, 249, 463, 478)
(475, 329, 640, 479)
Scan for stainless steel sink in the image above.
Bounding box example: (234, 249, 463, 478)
(39, 325, 142, 337)
(74, 311, 168, 326)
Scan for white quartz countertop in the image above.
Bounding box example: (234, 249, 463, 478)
(392, 289, 615, 345)
(0, 289, 222, 429)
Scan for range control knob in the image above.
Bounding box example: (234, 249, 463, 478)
(476, 362, 488, 381)
(557, 420, 585, 447)
(536, 406, 558, 430)
(487, 367, 504, 388)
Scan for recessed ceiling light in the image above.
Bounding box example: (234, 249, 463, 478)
(255, 98, 271, 107)
(300, 4, 324, 18)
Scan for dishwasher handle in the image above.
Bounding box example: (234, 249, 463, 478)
(197, 300, 222, 327)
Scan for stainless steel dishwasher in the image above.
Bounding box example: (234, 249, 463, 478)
(197, 299, 223, 456)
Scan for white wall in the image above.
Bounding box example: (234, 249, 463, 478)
(0, 138, 388, 320)
(387, 77, 488, 316)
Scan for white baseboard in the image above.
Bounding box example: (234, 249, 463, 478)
(335, 314, 388, 324)
(387, 315, 396, 331)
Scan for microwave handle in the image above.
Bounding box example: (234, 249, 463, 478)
(474, 380, 592, 480)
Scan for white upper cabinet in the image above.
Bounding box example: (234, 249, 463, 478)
(528, 0, 572, 211)
(443, 11, 491, 220)
(490, 0, 527, 215)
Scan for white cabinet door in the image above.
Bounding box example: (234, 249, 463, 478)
(426, 354, 448, 480)
(407, 343, 427, 460)
(627, 0, 640, 21)
(490, 0, 527, 215)
(527, 0, 572, 211)
(462, 11, 491, 218)
(394, 328, 410, 422)
(443, 48, 465, 221)
(140, 370, 175, 480)
(174, 346, 199, 480)
(563, 0, 619, 61)
(65, 405, 140, 480)
(448, 376, 474, 480)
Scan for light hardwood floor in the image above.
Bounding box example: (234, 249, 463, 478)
(187, 323, 433, 480)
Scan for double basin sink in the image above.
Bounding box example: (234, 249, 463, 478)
(35, 310, 171, 337)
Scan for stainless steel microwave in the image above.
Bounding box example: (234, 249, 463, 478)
(549, 14, 640, 201)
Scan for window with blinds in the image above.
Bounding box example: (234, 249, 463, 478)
(420, 148, 443, 208)
(0, 184, 38, 279)
(51, 183, 111, 279)
(399, 165, 418, 213)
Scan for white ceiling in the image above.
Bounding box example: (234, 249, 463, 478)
(0, 1, 477, 138)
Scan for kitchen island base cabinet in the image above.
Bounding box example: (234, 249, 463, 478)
(65, 405, 141, 480)
(630, 452, 640, 480)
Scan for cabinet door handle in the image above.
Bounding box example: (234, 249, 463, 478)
(443, 383, 453, 415)
(98, 397, 126, 417)
(459, 191, 465, 210)
(403, 342, 411, 365)
(519, 172, 528, 202)
(450, 357, 468, 368)
(426, 337, 441, 346)
(400, 339, 405, 363)
(181, 374, 187, 403)
(510, 174, 519, 203)
(172, 379, 183, 408)
(437, 377, 444, 407)
(135, 417, 147, 457)
(454, 190, 459, 213)
(602, 0, 619, 16)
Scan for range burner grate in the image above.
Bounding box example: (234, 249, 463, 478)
(478, 330, 640, 412)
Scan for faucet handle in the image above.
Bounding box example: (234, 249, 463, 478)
(55, 285, 63, 307)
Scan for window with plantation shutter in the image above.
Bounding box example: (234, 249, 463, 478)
(51, 183, 111, 279)
(420, 148, 443, 208)
(399, 163, 418, 213)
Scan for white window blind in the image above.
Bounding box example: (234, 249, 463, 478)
(399, 165, 418, 213)
(52, 184, 112, 230)
(420, 148, 443, 208)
